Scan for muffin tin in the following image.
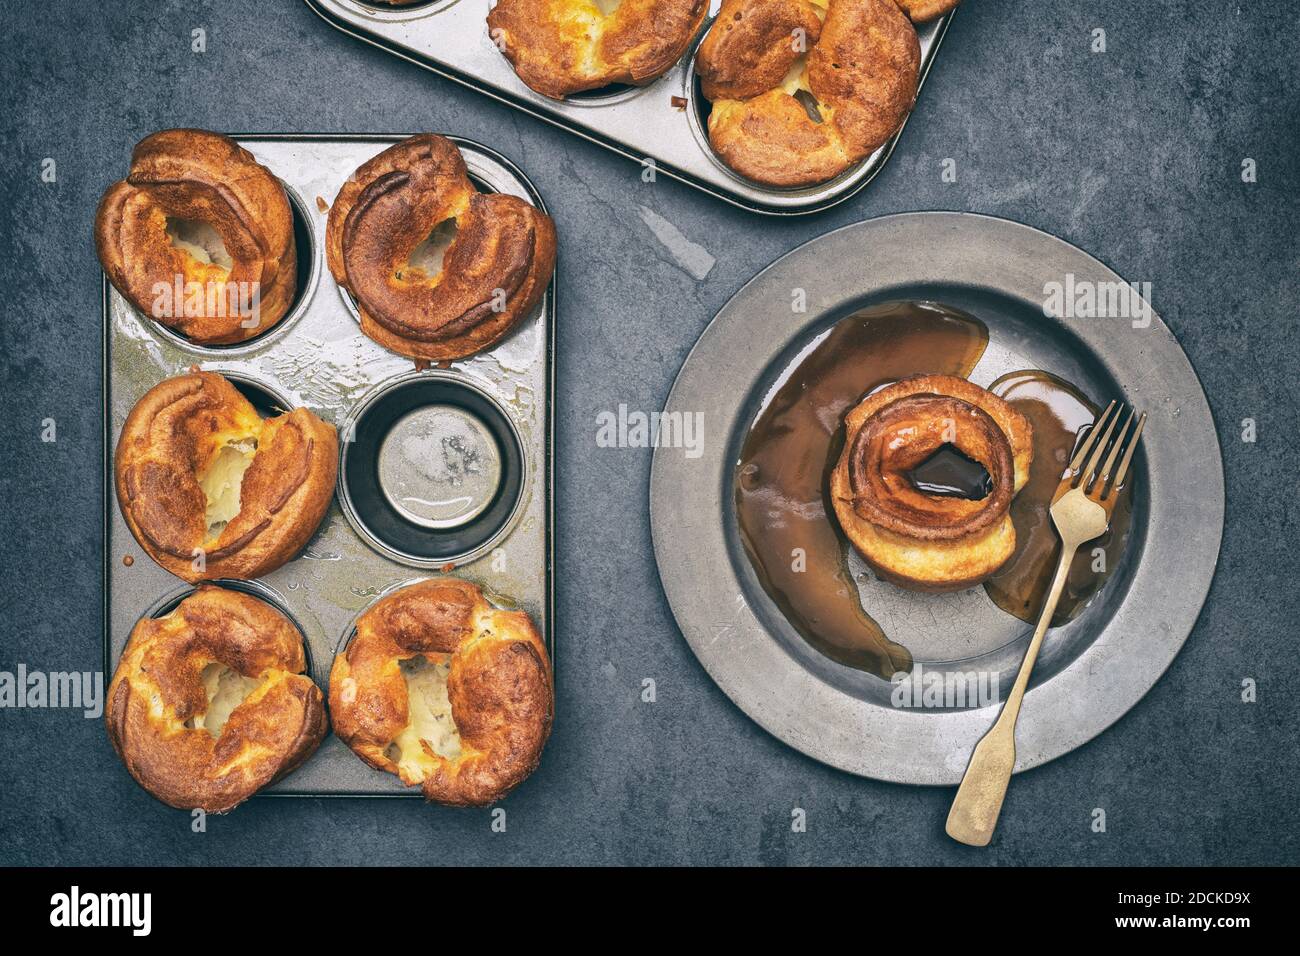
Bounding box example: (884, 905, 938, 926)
(101, 134, 554, 797)
(302, 0, 953, 215)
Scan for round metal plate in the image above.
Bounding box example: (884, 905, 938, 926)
(650, 212, 1224, 785)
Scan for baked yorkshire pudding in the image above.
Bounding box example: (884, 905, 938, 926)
(893, 0, 960, 23)
(326, 135, 557, 361)
(95, 129, 297, 345)
(696, 0, 921, 188)
(115, 371, 338, 583)
(487, 0, 709, 99)
(830, 374, 1034, 592)
(329, 578, 552, 807)
(106, 586, 327, 812)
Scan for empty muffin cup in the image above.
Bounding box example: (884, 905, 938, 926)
(377, 405, 503, 530)
(339, 371, 526, 567)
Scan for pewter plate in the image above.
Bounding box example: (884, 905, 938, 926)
(302, 0, 951, 216)
(102, 134, 554, 797)
(650, 212, 1224, 785)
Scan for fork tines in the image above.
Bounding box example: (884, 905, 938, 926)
(1067, 400, 1146, 499)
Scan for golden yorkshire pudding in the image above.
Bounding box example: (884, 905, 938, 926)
(892, 0, 960, 23)
(830, 374, 1034, 591)
(329, 577, 553, 807)
(95, 129, 297, 345)
(115, 371, 338, 583)
(326, 135, 557, 361)
(487, 0, 709, 99)
(696, 0, 921, 188)
(106, 586, 327, 813)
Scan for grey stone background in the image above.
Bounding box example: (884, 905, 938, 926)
(1, 0, 1296, 865)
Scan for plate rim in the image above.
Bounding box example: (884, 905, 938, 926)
(649, 211, 1225, 786)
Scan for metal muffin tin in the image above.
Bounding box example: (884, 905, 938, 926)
(303, 0, 953, 215)
(102, 134, 554, 798)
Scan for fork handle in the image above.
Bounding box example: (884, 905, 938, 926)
(945, 543, 1079, 846)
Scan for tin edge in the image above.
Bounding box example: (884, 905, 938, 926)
(299, 0, 954, 216)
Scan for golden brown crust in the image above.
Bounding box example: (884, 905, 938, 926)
(698, 0, 921, 188)
(487, 0, 709, 99)
(329, 577, 553, 807)
(326, 135, 556, 361)
(115, 371, 338, 583)
(892, 0, 960, 23)
(105, 586, 327, 813)
(847, 394, 1015, 541)
(94, 129, 297, 344)
(698, 0, 824, 102)
(830, 374, 1034, 591)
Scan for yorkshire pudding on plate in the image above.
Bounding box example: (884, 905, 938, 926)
(326, 135, 557, 361)
(830, 374, 1034, 591)
(106, 586, 327, 812)
(95, 129, 297, 345)
(115, 371, 338, 583)
(487, 0, 709, 99)
(329, 577, 552, 807)
(696, 0, 921, 187)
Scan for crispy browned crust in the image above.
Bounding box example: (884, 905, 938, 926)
(893, 0, 960, 23)
(698, 0, 921, 188)
(487, 0, 709, 99)
(325, 135, 557, 361)
(94, 129, 297, 344)
(329, 577, 553, 807)
(115, 371, 338, 583)
(105, 586, 327, 813)
(830, 374, 1034, 592)
(698, 0, 824, 101)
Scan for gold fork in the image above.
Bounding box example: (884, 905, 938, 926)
(945, 400, 1146, 847)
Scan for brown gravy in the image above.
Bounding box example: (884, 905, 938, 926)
(984, 370, 1134, 626)
(734, 302, 1133, 676)
(734, 301, 988, 677)
(908, 444, 994, 500)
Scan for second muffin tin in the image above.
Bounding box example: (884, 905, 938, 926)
(102, 133, 554, 798)
(303, 0, 953, 215)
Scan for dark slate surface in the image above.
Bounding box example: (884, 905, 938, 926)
(1, 0, 1296, 866)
